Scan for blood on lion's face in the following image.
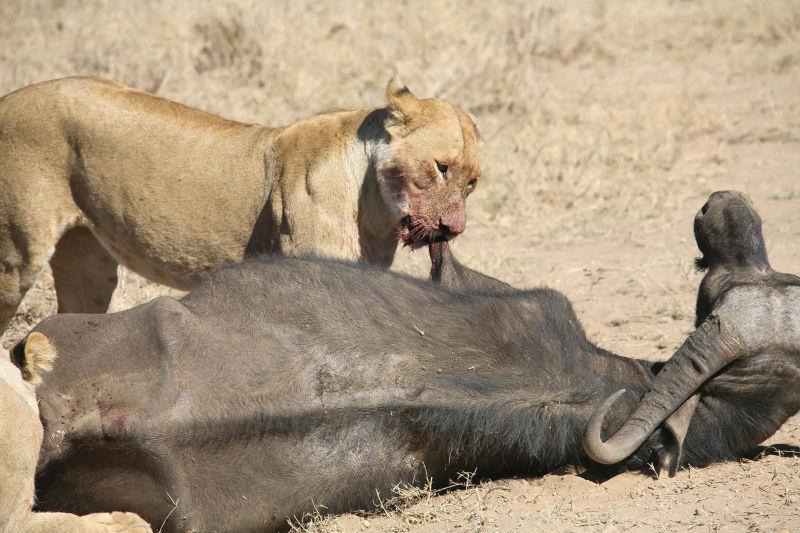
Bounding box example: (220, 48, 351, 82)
(375, 79, 481, 249)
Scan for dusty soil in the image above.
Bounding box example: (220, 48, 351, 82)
(1, 1, 798, 531)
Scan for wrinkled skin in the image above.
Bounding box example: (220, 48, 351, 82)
(0, 77, 480, 332)
(26, 193, 798, 532)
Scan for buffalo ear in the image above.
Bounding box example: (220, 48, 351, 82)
(385, 77, 421, 137)
(694, 256, 709, 272)
(657, 394, 700, 477)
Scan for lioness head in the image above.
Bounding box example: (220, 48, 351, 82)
(375, 79, 481, 249)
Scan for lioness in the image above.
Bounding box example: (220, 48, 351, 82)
(1, 333, 150, 532)
(0, 77, 480, 331)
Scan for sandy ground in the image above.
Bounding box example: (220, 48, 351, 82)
(1, 1, 799, 531)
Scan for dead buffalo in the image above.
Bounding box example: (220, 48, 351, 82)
(19, 191, 800, 532)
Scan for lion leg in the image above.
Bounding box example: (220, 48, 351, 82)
(49, 227, 119, 314)
(0, 228, 57, 335)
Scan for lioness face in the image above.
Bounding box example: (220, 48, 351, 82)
(376, 80, 481, 249)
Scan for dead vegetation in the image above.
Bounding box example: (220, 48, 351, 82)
(1, 0, 799, 531)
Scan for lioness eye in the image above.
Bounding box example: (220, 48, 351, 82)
(467, 179, 478, 190)
(435, 160, 448, 174)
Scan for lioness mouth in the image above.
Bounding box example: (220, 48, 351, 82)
(397, 215, 448, 249)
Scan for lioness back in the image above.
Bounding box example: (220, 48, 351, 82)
(1, 77, 271, 287)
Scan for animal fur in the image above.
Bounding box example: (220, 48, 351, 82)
(0, 76, 480, 332)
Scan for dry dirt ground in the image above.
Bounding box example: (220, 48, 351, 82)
(1, 1, 799, 531)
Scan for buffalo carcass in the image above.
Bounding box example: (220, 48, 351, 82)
(20, 191, 799, 532)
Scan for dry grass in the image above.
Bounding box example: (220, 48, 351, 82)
(1, 0, 799, 531)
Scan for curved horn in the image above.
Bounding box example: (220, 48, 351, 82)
(583, 315, 746, 465)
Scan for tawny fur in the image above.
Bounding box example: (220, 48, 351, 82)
(0, 77, 480, 332)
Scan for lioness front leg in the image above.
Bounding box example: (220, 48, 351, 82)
(0, 230, 57, 336)
(0, 136, 80, 335)
(49, 227, 119, 314)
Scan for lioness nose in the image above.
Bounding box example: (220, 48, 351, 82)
(439, 212, 466, 238)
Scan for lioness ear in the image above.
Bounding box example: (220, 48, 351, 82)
(466, 111, 483, 144)
(385, 77, 421, 137)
